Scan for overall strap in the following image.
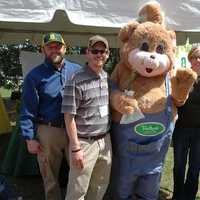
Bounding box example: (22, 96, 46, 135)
(165, 73, 173, 117)
(165, 73, 170, 96)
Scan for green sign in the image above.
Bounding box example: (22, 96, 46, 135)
(134, 122, 165, 136)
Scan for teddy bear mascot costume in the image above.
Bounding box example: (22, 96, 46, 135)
(110, 1, 197, 200)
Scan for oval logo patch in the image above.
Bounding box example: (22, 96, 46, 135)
(134, 122, 165, 136)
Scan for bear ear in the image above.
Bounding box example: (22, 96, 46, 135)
(138, 1, 164, 25)
(118, 20, 139, 43)
(168, 30, 176, 41)
(168, 30, 176, 49)
(167, 30, 176, 65)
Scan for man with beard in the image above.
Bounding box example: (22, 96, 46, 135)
(20, 33, 81, 200)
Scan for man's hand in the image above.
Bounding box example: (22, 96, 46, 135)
(71, 149, 84, 170)
(64, 113, 84, 170)
(26, 139, 42, 154)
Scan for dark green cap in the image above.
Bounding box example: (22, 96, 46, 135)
(42, 32, 65, 47)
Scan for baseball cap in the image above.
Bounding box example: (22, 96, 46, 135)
(41, 32, 66, 47)
(88, 35, 109, 49)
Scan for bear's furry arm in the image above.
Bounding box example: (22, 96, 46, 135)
(110, 63, 137, 114)
(110, 90, 138, 114)
(170, 68, 197, 107)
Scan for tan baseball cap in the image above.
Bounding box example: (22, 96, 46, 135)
(88, 35, 109, 49)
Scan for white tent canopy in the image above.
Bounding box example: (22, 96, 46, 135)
(1, 0, 200, 47)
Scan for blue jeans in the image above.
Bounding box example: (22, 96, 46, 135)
(172, 128, 200, 200)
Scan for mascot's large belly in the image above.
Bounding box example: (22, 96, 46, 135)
(111, 96, 174, 155)
(111, 118, 174, 173)
(132, 78, 167, 113)
(112, 113, 169, 145)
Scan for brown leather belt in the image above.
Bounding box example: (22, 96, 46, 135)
(78, 133, 107, 141)
(38, 121, 65, 128)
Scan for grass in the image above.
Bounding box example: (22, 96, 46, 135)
(160, 147, 175, 199)
(160, 147, 200, 199)
(0, 87, 11, 98)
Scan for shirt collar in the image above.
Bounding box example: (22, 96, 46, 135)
(84, 63, 107, 79)
(44, 58, 66, 72)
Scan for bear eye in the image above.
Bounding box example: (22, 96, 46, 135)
(156, 43, 165, 54)
(140, 42, 149, 52)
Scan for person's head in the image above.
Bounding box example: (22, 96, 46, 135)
(188, 46, 200, 75)
(41, 32, 67, 67)
(86, 35, 110, 73)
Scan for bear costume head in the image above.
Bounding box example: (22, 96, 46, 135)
(110, 1, 197, 123)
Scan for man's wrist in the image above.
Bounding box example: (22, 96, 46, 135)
(71, 145, 81, 151)
(70, 142, 81, 150)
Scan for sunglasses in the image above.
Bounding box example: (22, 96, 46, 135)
(90, 49, 108, 55)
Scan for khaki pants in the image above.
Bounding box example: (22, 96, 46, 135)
(37, 125, 69, 200)
(65, 134, 112, 200)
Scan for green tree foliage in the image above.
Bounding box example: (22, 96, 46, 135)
(104, 48, 119, 75)
(0, 40, 39, 90)
(0, 41, 119, 90)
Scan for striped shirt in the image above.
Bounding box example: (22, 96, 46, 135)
(62, 65, 110, 136)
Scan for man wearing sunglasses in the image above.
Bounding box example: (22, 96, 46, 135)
(62, 35, 112, 200)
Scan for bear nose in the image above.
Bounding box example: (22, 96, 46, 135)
(150, 55, 155, 59)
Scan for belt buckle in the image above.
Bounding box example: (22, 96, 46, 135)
(91, 135, 101, 141)
(61, 122, 65, 128)
(88, 136, 93, 141)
